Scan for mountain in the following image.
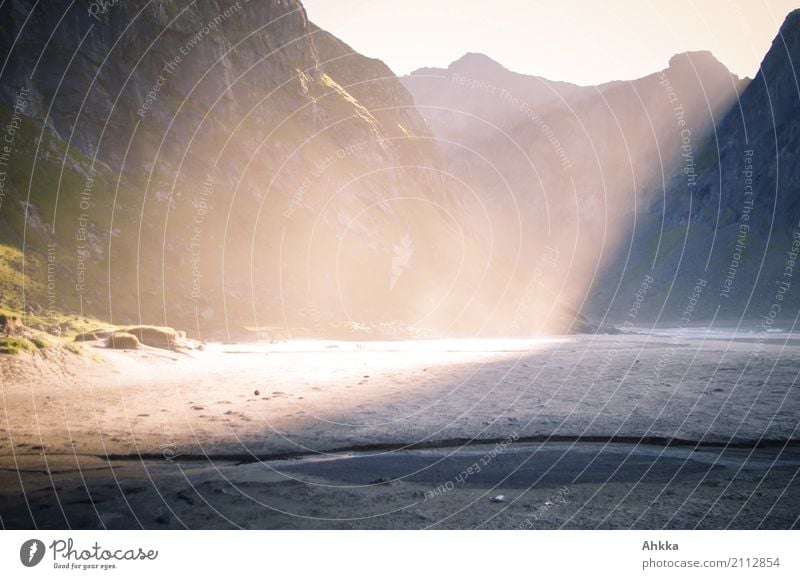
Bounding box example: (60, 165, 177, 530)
(585, 9, 800, 325)
(0, 0, 580, 338)
(403, 49, 748, 324)
(4, 3, 795, 338)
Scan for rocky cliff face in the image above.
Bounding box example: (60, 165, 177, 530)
(0, 0, 559, 337)
(585, 9, 800, 325)
(403, 49, 747, 323)
(5, 2, 794, 337)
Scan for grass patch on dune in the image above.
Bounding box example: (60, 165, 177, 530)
(29, 336, 49, 349)
(0, 244, 103, 337)
(64, 342, 85, 356)
(0, 304, 110, 339)
(0, 336, 36, 355)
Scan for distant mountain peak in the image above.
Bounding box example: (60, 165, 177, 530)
(449, 52, 506, 71)
(667, 50, 731, 75)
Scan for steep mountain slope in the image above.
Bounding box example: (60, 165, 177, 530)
(403, 50, 747, 322)
(585, 9, 800, 325)
(0, 0, 574, 337)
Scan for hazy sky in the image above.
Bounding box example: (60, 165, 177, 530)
(304, 0, 799, 84)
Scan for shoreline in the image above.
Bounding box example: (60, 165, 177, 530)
(2, 441, 798, 529)
(5, 434, 800, 466)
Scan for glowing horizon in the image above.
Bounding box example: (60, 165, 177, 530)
(305, 0, 799, 84)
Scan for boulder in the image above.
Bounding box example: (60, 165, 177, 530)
(0, 314, 23, 333)
(106, 332, 140, 349)
(123, 326, 180, 350)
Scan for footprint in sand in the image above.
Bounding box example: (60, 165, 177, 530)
(191, 405, 204, 411)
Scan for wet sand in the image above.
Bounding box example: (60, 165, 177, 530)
(1, 443, 798, 529)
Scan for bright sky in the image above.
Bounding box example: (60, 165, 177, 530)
(304, 0, 800, 84)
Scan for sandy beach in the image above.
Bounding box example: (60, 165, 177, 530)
(1, 330, 799, 528)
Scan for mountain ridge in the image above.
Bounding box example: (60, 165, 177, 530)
(401, 43, 750, 323)
(1, 3, 797, 337)
(0, 0, 593, 338)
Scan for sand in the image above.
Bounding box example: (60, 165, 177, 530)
(1, 330, 799, 528)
